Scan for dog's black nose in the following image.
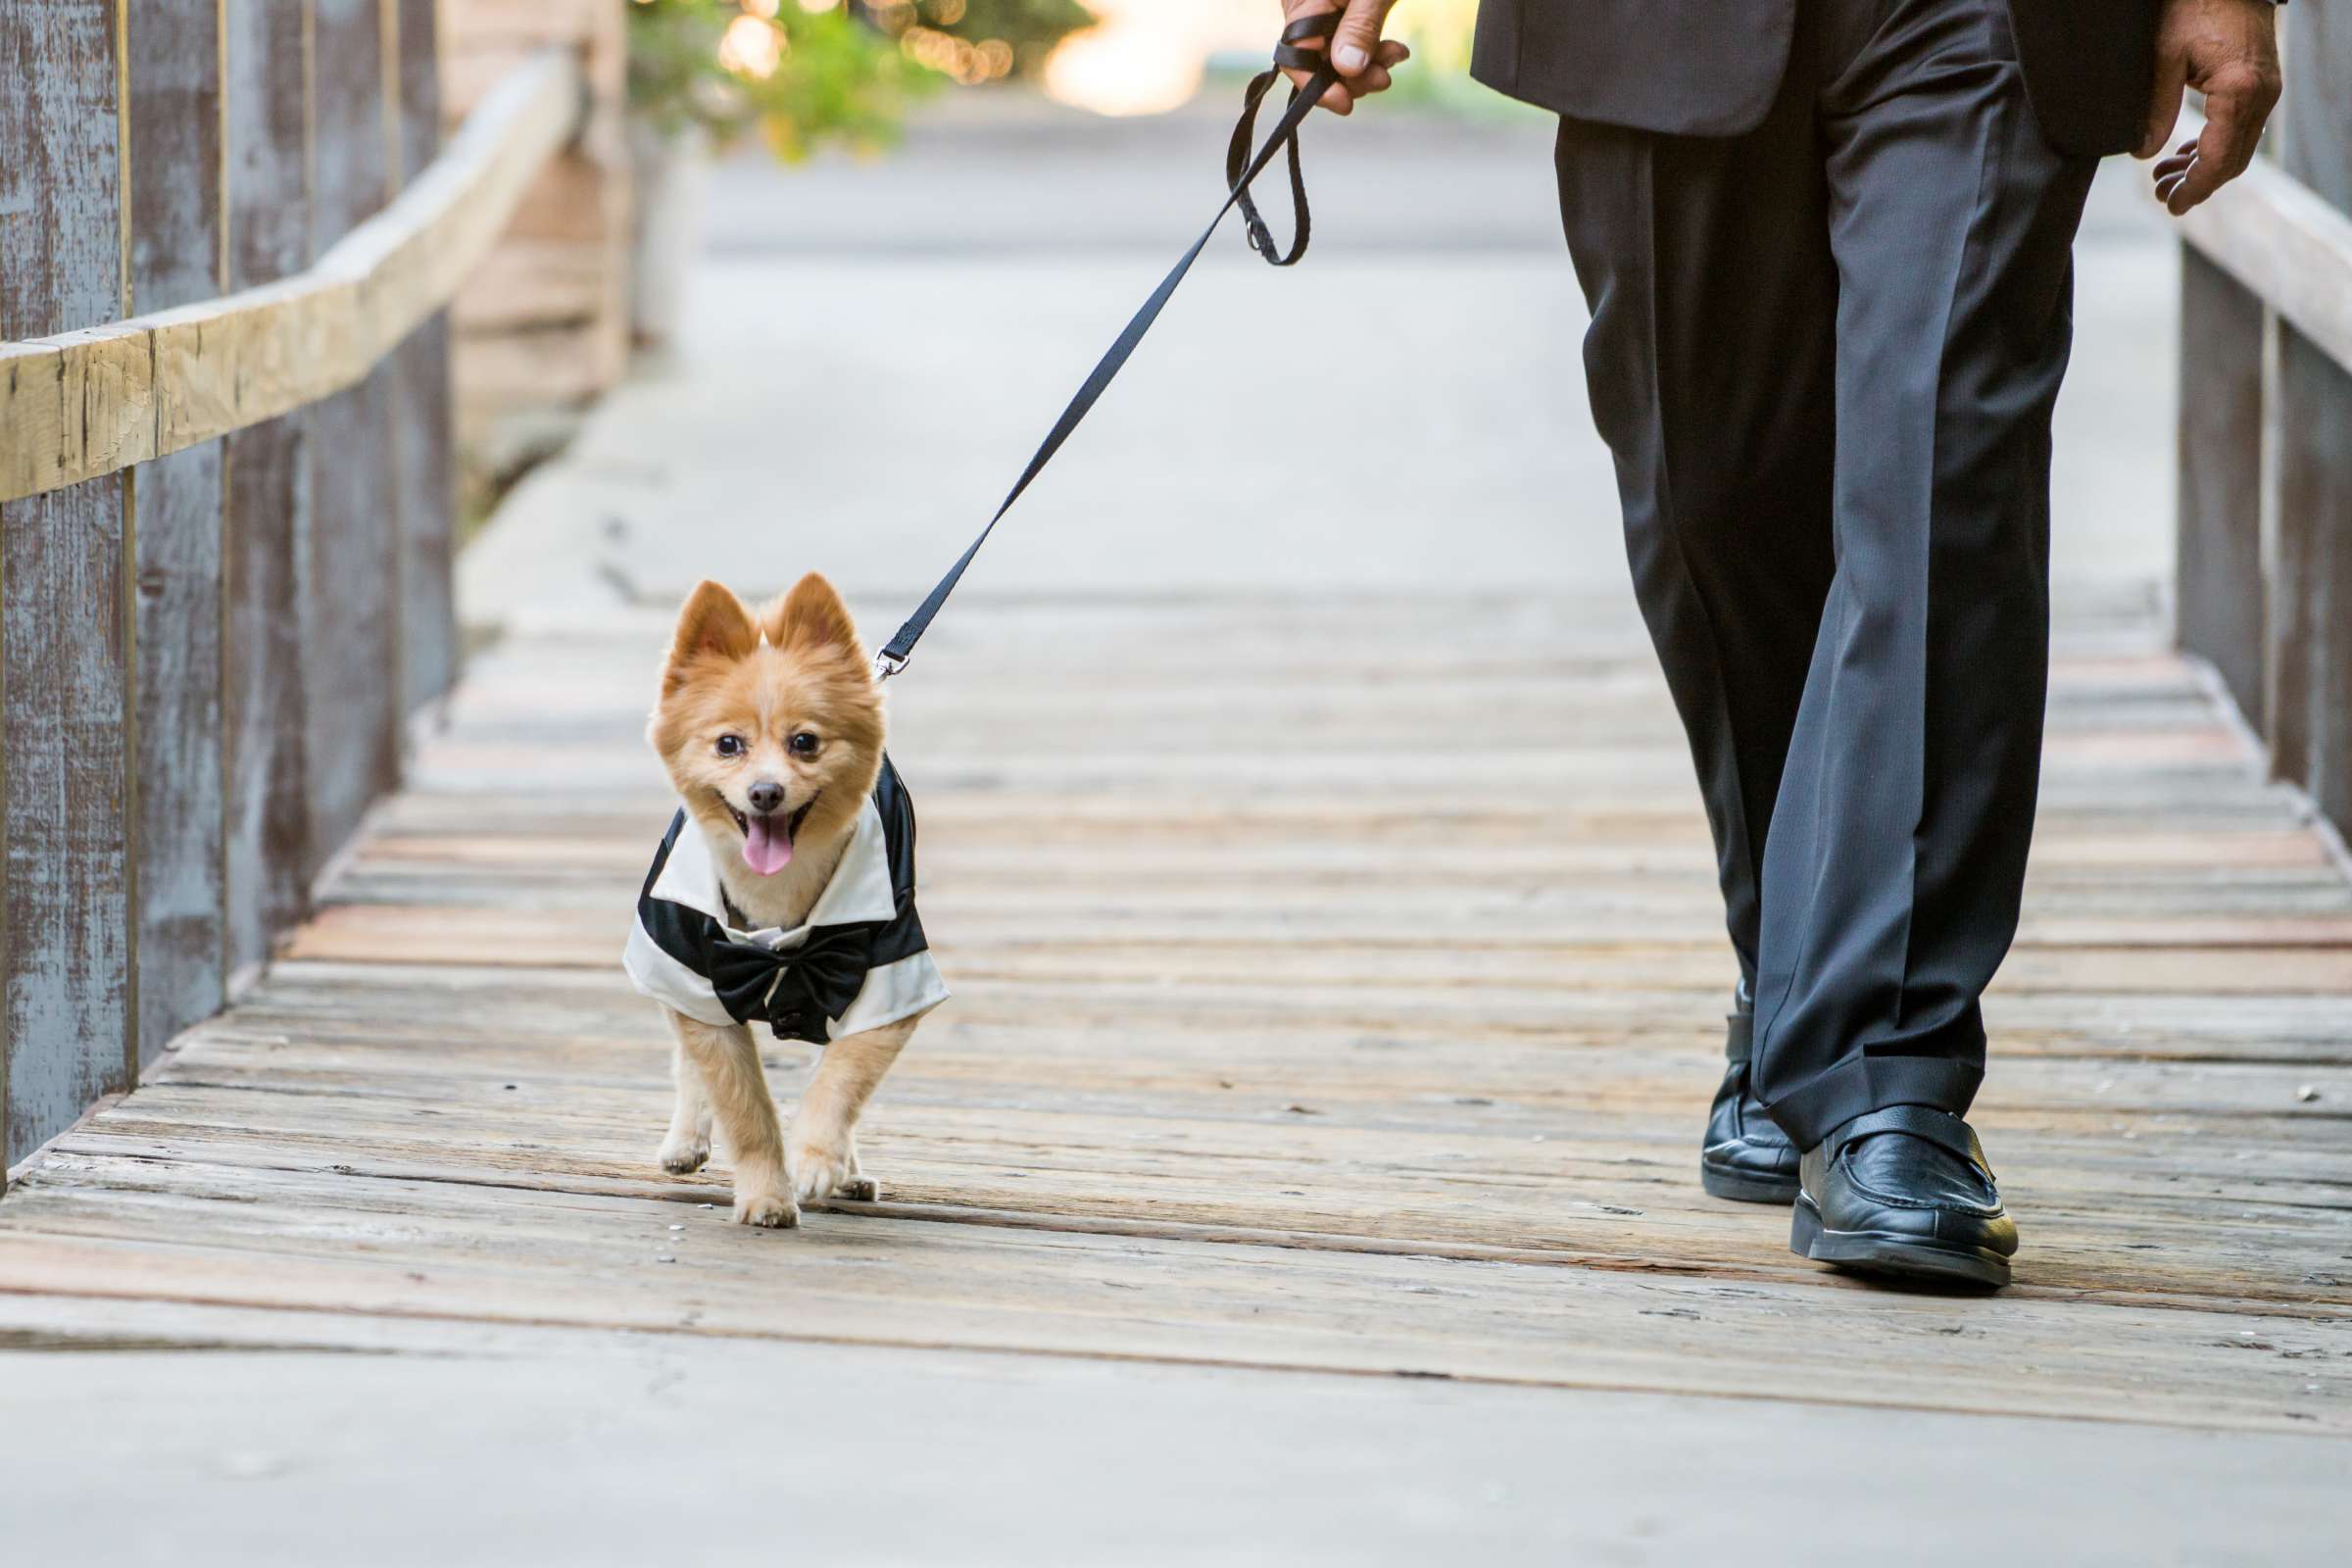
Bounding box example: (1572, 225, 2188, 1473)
(747, 780, 787, 815)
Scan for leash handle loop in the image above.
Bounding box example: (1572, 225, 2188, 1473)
(875, 20, 1342, 678)
(1233, 10, 1344, 267)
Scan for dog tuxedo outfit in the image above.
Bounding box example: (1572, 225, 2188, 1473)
(623, 758, 948, 1044)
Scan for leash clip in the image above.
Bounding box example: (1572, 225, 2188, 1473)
(872, 649, 908, 682)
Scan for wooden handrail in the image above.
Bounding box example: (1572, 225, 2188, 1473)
(0, 47, 583, 504)
(2169, 54, 2352, 856)
(2173, 113, 2352, 375)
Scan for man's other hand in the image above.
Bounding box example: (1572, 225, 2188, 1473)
(2139, 0, 2282, 216)
(1279, 0, 1412, 116)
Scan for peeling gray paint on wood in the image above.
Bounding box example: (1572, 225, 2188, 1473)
(2276, 339, 2352, 831)
(2280, 6, 2350, 218)
(2174, 251, 2266, 729)
(130, 0, 229, 1064)
(0, 0, 132, 1169)
(303, 0, 403, 881)
(2176, 7, 2352, 851)
(222, 0, 317, 978)
(2276, 7, 2352, 835)
(3, 0, 490, 1172)
(396, 315, 459, 715)
(394, 0, 459, 717)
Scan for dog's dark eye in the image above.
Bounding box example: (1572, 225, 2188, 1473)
(714, 734, 745, 758)
(788, 731, 819, 757)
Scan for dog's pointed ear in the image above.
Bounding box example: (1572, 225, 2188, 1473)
(663, 580, 759, 693)
(766, 572, 864, 661)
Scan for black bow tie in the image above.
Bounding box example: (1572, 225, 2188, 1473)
(705, 922, 875, 1044)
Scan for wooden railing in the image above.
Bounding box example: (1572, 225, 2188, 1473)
(0, 54, 582, 504)
(0, 4, 586, 1183)
(2174, 16, 2352, 843)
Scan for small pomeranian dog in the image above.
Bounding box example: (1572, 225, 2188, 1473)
(622, 573, 947, 1227)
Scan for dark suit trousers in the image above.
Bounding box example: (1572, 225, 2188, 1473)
(1552, 0, 2097, 1148)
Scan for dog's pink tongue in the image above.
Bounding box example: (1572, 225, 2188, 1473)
(741, 814, 794, 875)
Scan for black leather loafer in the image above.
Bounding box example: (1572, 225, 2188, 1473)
(1699, 1005, 1799, 1204)
(1791, 1105, 2019, 1289)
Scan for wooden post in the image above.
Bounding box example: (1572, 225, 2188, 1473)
(128, 0, 228, 1064)
(2274, 6, 2352, 830)
(2175, 251, 2269, 730)
(303, 0, 404, 880)
(0, 0, 132, 1170)
(444, 1, 631, 446)
(2276, 339, 2352, 828)
(393, 0, 460, 715)
(222, 0, 318, 982)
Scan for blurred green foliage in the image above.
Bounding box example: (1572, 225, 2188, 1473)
(918, 0, 1098, 78)
(868, 0, 1097, 84)
(626, 0, 930, 162)
(627, 0, 1097, 163)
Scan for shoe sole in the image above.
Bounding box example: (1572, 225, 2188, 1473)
(1790, 1197, 2012, 1290)
(1699, 1161, 1799, 1204)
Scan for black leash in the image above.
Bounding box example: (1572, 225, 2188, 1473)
(874, 13, 1345, 678)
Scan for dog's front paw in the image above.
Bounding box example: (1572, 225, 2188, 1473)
(657, 1130, 710, 1174)
(732, 1175, 800, 1229)
(788, 1126, 858, 1203)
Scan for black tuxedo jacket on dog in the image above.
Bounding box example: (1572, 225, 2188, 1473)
(624, 757, 948, 1045)
(1471, 0, 2163, 155)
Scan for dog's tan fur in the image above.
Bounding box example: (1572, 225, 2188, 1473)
(647, 573, 918, 1227)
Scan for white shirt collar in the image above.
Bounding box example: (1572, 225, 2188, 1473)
(648, 798, 898, 936)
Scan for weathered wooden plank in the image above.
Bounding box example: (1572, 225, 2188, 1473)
(118, 1005, 2352, 1169)
(392, 0, 459, 715)
(0, 0, 132, 1174)
(223, 954, 2352, 1064)
(128, 0, 228, 1064)
(36, 1102, 2342, 1322)
(378, 793, 2303, 852)
(0, 48, 583, 504)
(222, 0, 318, 980)
(98, 1053, 2352, 1225)
(144, 1026, 2352, 1133)
(29, 1084, 2352, 1339)
(0, 1150, 2342, 1435)
(302, 0, 404, 879)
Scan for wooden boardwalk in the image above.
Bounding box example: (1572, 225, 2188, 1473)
(2, 586, 2347, 1456)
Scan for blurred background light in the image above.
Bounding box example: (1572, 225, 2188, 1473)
(1042, 0, 1260, 116)
(1039, 1, 1485, 117)
(717, 14, 789, 77)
